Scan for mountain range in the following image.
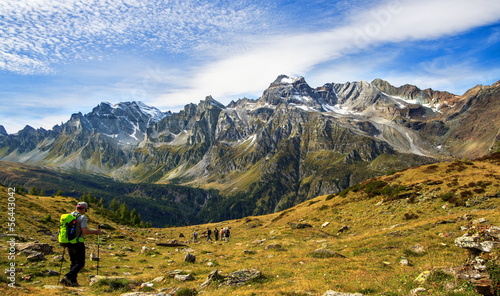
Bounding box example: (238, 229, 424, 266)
(1, 75, 499, 217)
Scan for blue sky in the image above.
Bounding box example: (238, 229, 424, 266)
(1, 0, 500, 134)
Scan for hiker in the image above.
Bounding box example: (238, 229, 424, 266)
(206, 227, 212, 242)
(214, 227, 219, 241)
(224, 227, 230, 242)
(60, 202, 102, 287)
(220, 228, 225, 240)
(193, 230, 198, 243)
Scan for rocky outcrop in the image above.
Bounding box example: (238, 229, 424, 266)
(197, 268, 263, 289)
(454, 221, 500, 295)
(17, 242, 53, 255)
(322, 291, 364, 296)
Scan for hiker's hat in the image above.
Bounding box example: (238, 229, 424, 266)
(77, 201, 88, 211)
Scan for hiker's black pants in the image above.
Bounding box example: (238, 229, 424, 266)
(65, 243, 85, 282)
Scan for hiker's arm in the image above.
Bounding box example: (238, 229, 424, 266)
(81, 227, 102, 235)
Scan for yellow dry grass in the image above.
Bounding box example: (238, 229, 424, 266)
(0, 156, 499, 295)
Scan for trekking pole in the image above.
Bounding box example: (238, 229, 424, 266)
(57, 246, 65, 285)
(97, 225, 101, 275)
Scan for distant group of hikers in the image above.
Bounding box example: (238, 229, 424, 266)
(192, 226, 230, 243)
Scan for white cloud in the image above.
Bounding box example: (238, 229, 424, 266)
(0, 0, 270, 74)
(152, 0, 500, 105)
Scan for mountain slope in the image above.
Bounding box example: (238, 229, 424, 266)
(1, 154, 499, 295)
(372, 78, 500, 158)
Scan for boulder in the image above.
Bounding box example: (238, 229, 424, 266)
(27, 252, 46, 262)
(43, 285, 64, 290)
(338, 225, 350, 233)
(156, 240, 187, 247)
(409, 244, 425, 254)
(184, 253, 196, 263)
(487, 226, 500, 239)
(89, 275, 133, 286)
(174, 274, 194, 282)
(199, 269, 225, 290)
(140, 246, 150, 254)
(289, 222, 313, 229)
(90, 252, 100, 261)
(16, 242, 53, 255)
(265, 244, 282, 250)
(322, 291, 364, 296)
(321, 222, 330, 228)
(252, 239, 266, 244)
(46, 269, 60, 276)
(51, 255, 65, 262)
(167, 270, 184, 278)
(222, 268, 263, 287)
(454, 236, 498, 253)
(454, 225, 500, 295)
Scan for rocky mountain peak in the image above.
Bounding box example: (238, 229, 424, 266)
(270, 75, 306, 86)
(260, 75, 323, 109)
(199, 96, 225, 110)
(371, 78, 457, 112)
(0, 125, 7, 136)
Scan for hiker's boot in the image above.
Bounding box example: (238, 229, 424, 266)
(60, 276, 73, 287)
(71, 280, 81, 287)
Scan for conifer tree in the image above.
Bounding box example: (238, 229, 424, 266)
(130, 208, 141, 226)
(29, 186, 39, 195)
(16, 186, 25, 195)
(109, 198, 120, 212)
(119, 203, 131, 223)
(88, 192, 97, 204)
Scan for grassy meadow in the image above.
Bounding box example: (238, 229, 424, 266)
(0, 155, 499, 296)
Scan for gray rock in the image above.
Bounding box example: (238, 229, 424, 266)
(89, 275, 133, 286)
(121, 293, 169, 296)
(322, 291, 364, 296)
(410, 287, 426, 295)
(167, 270, 184, 278)
(222, 268, 263, 287)
(338, 225, 350, 233)
(455, 236, 498, 253)
(487, 226, 500, 239)
(410, 244, 425, 254)
(198, 269, 225, 290)
(184, 253, 196, 263)
(252, 239, 266, 244)
(289, 222, 313, 229)
(17, 242, 53, 255)
(51, 255, 65, 262)
(265, 244, 282, 250)
(27, 252, 46, 262)
(43, 285, 64, 289)
(46, 269, 60, 276)
(90, 252, 100, 261)
(174, 274, 194, 281)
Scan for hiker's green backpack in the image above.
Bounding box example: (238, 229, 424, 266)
(58, 213, 81, 246)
